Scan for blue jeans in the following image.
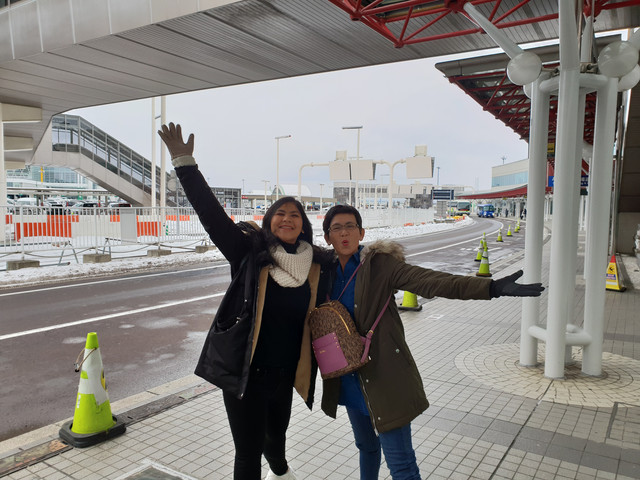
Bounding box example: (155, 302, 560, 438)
(346, 407, 421, 480)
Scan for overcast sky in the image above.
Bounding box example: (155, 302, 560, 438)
(70, 51, 528, 196)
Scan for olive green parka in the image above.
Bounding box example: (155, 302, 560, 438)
(321, 240, 492, 433)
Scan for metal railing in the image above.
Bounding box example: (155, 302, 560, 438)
(51, 114, 176, 204)
(0, 205, 435, 269)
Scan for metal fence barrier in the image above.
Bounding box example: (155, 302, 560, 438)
(0, 205, 434, 269)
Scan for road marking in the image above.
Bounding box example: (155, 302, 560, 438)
(407, 234, 496, 257)
(0, 263, 229, 297)
(0, 293, 224, 341)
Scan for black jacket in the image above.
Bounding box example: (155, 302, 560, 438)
(175, 164, 331, 404)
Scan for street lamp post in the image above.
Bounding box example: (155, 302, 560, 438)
(319, 183, 324, 212)
(437, 166, 441, 186)
(275, 135, 291, 201)
(262, 179, 269, 210)
(342, 126, 362, 207)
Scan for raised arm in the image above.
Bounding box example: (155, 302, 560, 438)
(387, 256, 543, 301)
(158, 122, 251, 261)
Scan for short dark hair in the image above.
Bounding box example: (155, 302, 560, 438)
(322, 205, 363, 235)
(262, 196, 313, 246)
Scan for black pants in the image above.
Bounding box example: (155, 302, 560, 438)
(223, 367, 296, 480)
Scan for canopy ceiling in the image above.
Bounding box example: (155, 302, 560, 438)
(1, 0, 639, 165)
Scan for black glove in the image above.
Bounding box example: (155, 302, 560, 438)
(490, 270, 544, 298)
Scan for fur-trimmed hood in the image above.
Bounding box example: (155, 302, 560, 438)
(360, 239, 406, 264)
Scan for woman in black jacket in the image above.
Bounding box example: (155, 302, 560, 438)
(159, 122, 330, 480)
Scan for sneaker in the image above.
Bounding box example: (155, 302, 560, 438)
(266, 467, 297, 479)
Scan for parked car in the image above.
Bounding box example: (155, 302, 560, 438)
(107, 202, 132, 213)
(66, 201, 99, 214)
(13, 197, 39, 214)
(44, 198, 66, 215)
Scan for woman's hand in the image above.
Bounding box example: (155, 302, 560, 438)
(491, 270, 544, 297)
(158, 122, 195, 159)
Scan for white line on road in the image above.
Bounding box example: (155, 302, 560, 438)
(0, 293, 224, 341)
(0, 264, 229, 297)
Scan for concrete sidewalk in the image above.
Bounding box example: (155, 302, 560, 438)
(1, 230, 639, 479)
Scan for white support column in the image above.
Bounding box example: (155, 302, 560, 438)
(520, 73, 550, 366)
(160, 96, 167, 208)
(566, 91, 588, 327)
(545, 0, 581, 379)
(151, 98, 157, 208)
(583, 77, 618, 376)
(0, 104, 5, 241)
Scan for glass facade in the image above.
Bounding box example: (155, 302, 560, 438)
(7, 165, 89, 185)
(492, 171, 528, 188)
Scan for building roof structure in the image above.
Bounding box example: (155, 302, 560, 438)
(2, 0, 639, 168)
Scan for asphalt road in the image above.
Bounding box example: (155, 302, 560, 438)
(0, 217, 525, 442)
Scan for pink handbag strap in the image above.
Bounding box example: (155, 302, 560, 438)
(337, 262, 362, 301)
(360, 294, 393, 363)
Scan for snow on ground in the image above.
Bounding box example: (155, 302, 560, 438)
(0, 217, 474, 289)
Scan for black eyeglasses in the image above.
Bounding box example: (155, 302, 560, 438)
(328, 223, 360, 233)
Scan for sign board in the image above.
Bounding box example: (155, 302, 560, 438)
(432, 189, 454, 200)
(329, 161, 351, 181)
(351, 160, 375, 181)
(548, 175, 588, 187)
(406, 155, 433, 179)
(411, 184, 426, 195)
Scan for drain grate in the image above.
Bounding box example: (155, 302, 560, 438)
(116, 462, 198, 480)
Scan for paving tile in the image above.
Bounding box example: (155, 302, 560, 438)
(435, 408, 467, 422)
(512, 437, 548, 456)
(583, 440, 621, 459)
(461, 413, 494, 429)
(480, 429, 516, 448)
(617, 461, 640, 478)
(489, 419, 522, 435)
(451, 423, 486, 440)
(551, 433, 588, 451)
(426, 417, 458, 433)
(519, 426, 555, 443)
(578, 453, 618, 474)
(546, 446, 584, 465)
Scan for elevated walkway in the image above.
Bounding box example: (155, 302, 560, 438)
(30, 114, 174, 207)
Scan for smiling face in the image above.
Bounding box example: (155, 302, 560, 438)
(324, 213, 365, 268)
(270, 202, 304, 244)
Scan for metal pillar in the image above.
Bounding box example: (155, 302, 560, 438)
(151, 98, 157, 208)
(545, 0, 581, 379)
(583, 78, 618, 376)
(160, 96, 167, 208)
(0, 104, 5, 241)
(520, 73, 550, 366)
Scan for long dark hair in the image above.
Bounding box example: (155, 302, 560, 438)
(261, 196, 313, 248)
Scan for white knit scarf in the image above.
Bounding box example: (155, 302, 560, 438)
(269, 241, 313, 287)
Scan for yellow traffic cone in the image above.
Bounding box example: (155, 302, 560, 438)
(59, 332, 126, 448)
(398, 291, 422, 311)
(476, 246, 492, 277)
(496, 228, 503, 242)
(506, 225, 512, 237)
(474, 243, 483, 262)
(482, 232, 487, 246)
(514, 221, 520, 233)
